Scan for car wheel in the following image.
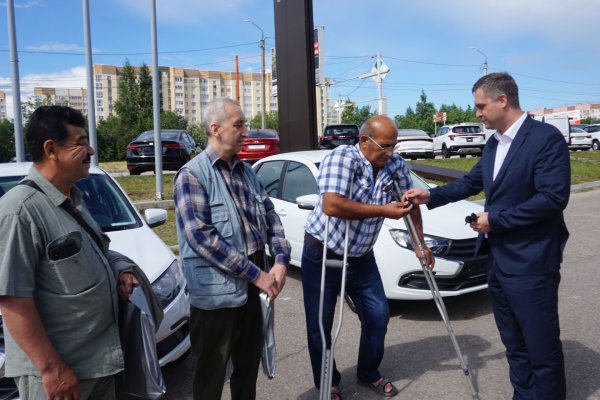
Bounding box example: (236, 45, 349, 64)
(460, 154, 467, 158)
(344, 293, 358, 314)
(442, 145, 451, 159)
(592, 140, 599, 151)
(129, 169, 141, 176)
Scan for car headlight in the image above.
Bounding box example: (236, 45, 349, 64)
(151, 260, 185, 308)
(388, 229, 451, 257)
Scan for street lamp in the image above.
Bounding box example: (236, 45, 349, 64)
(470, 46, 488, 75)
(244, 19, 266, 129)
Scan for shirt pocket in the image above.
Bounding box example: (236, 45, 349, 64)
(210, 202, 233, 239)
(182, 258, 237, 296)
(39, 231, 101, 295)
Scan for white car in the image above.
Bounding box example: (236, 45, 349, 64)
(569, 126, 592, 151)
(433, 123, 486, 158)
(394, 129, 434, 160)
(253, 150, 488, 301)
(581, 124, 600, 151)
(0, 163, 191, 374)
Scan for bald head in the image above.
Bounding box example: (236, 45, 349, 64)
(360, 115, 397, 138)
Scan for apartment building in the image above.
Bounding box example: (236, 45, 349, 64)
(0, 90, 6, 120)
(529, 103, 600, 123)
(33, 87, 88, 115)
(93, 64, 274, 127)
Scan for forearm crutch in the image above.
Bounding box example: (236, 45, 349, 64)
(389, 181, 480, 400)
(318, 192, 353, 400)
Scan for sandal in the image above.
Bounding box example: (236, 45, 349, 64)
(357, 377, 399, 398)
(331, 386, 343, 400)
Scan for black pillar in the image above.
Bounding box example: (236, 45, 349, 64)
(273, 0, 318, 151)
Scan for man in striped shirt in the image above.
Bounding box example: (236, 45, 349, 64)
(174, 98, 290, 400)
(302, 115, 434, 399)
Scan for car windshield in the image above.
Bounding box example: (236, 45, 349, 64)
(0, 174, 141, 232)
(452, 126, 481, 133)
(248, 130, 278, 139)
(570, 127, 585, 133)
(398, 130, 429, 137)
(324, 126, 359, 136)
(137, 130, 180, 141)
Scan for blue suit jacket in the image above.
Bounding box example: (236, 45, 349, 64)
(428, 116, 570, 275)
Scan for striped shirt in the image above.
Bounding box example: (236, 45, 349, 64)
(305, 144, 413, 257)
(174, 146, 290, 282)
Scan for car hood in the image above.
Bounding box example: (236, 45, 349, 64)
(106, 227, 176, 284)
(382, 199, 484, 240)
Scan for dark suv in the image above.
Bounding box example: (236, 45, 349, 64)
(319, 124, 360, 149)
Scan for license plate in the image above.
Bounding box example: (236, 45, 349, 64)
(466, 137, 473, 142)
(248, 144, 266, 150)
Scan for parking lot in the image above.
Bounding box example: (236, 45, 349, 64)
(160, 189, 600, 400)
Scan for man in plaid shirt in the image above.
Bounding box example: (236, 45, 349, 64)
(174, 98, 290, 400)
(302, 115, 434, 399)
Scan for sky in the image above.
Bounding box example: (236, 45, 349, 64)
(1, 0, 600, 120)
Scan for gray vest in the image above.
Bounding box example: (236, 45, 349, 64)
(176, 152, 268, 310)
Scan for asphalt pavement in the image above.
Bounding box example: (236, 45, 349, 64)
(159, 189, 600, 400)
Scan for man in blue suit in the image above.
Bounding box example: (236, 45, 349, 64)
(405, 72, 570, 400)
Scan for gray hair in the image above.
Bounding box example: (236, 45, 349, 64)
(201, 97, 241, 135)
(472, 72, 520, 109)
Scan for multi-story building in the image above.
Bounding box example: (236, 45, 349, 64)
(33, 87, 88, 115)
(0, 90, 6, 120)
(529, 103, 600, 123)
(93, 64, 273, 127)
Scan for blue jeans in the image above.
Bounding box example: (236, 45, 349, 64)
(301, 234, 390, 389)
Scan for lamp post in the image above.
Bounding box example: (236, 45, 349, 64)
(244, 19, 266, 129)
(470, 46, 488, 75)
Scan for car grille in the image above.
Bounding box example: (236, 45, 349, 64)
(398, 257, 488, 291)
(157, 319, 190, 360)
(444, 238, 479, 259)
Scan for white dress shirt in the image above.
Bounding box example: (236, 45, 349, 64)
(493, 112, 527, 180)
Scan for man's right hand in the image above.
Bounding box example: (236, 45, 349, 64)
(403, 188, 431, 205)
(41, 361, 80, 400)
(253, 270, 279, 300)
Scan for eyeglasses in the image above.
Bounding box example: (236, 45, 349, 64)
(366, 135, 395, 152)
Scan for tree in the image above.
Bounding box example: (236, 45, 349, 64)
(0, 119, 16, 162)
(138, 63, 153, 123)
(114, 59, 140, 131)
(249, 111, 279, 130)
(188, 123, 207, 149)
(96, 116, 130, 162)
(414, 91, 436, 134)
(160, 111, 187, 130)
(341, 105, 375, 126)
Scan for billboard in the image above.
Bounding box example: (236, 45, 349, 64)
(270, 47, 277, 97)
(314, 27, 324, 85)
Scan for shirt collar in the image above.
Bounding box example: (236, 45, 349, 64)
(26, 165, 84, 207)
(205, 144, 243, 170)
(494, 112, 527, 143)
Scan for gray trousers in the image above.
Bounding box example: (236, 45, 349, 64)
(14, 374, 116, 400)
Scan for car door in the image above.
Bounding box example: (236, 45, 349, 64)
(433, 127, 446, 152)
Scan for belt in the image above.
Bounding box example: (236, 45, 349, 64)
(304, 232, 323, 247)
(304, 232, 368, 262)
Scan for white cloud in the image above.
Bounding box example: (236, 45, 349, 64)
(25, 43, 99, 53)
(0, 0, 41, 8)
(0, 66, 87, 118)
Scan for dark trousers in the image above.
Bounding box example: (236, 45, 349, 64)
(189, 284, 263, 400)
(487, 259, 566, 400)
(301, 234, 390, 389)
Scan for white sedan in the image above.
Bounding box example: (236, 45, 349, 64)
(253, 150, 488, 301)
(394, 128, 434, 160)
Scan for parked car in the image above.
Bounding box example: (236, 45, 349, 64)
(253, 150, 488, 301)
(569, 126, 592, 151)
(319, 124, 360, 149)
(237, 129, 280, 163)
(433, 123, 486, 158)
(394, 129, 434, 160)
(582, 124, 600, 151)
(126, 129, 200, 175)
(0, 162, 191, 397)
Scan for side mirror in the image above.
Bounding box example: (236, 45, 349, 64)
(296, 194, 319, 210)
(144, 208, 168, 228)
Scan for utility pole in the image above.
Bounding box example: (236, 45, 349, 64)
(7, 0, 25, 162)
(244, 19, 266, 129)
(470, 46, 488, 75)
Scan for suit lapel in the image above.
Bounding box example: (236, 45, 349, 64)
(490, 117, 532, 193)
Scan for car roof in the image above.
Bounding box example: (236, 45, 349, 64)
(257, 150, 331, 165)
(0, 161, 104, 177)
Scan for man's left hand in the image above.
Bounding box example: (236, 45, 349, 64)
(118, 272, 139, 300)
(470, 212, 491, 234)
(269, 263, 287, 295)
